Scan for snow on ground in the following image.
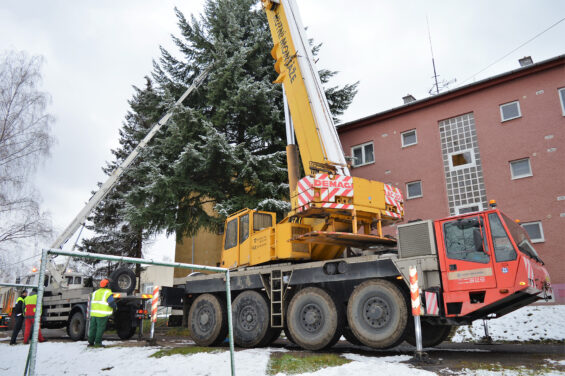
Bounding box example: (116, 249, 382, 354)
(0, 305, 562, 376)
(0, 342, 433, 376)
(452, 305, 565, 342)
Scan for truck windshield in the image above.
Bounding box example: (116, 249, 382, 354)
(501, 213, 543, 263)
(443, 216, 490, 264)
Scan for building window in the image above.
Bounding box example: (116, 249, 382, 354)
(448, 149, 475, 171)
(521, 221, 544, 243)
(406, 181, 422, 199)
(510, 158, 532, 179)
(456, 203, 483, 215)
(351, 142, 374, 167)
(500, 101, 521, 122)
(559, 88, 565, 116)
(401, 129, 417, 147)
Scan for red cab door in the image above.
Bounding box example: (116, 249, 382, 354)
(437, 214, 497, 293)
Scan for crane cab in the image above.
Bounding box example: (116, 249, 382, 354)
(220, 209, 276, 269)
(435, 209, 551, 319)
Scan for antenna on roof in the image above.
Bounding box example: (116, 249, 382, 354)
(426, 15, 456, 95)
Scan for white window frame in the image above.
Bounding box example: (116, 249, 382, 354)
(500, 100, 522, 122)
(510, 158, 532, 179)
(406, 181, 423, 199)
(401, 129, 417, 147)
(448, 149, 476, 172)
(456, 203, 483, 215)
(558, 87, 565, 116)
(351, 141, 374, 167)
(521, 221, 545, 243)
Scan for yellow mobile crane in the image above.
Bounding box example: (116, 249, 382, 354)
(165, 0, 551, 352)
(219, 0, 404, 270)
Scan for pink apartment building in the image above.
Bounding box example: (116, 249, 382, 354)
(338, 55, 565, 303)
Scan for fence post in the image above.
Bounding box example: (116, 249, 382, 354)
(25, 248, 48, 376)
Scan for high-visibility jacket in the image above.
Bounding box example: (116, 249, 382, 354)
(14, 296, 25, 316)
(90, 288, 114, 317)
(24, 294, 41, 318)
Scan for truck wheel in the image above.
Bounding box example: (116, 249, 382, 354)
(117, 322, 137, 340)
(343, 327, 363, 346)
(109, 267, 136, 294)
(232, 290, 271, 348)
(188, 294, 228, 346)
(261, 328, 282, 346)
(67, 311, 86, 341)
(286, 287, 342, 351)
(347, 279, 408, 349)
(405, 322, 453, 347)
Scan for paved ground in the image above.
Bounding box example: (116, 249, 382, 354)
(2, 328, 564, 375)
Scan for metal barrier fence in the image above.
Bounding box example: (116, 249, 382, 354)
(23, 248, 235, 376)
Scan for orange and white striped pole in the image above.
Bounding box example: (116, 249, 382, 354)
(149, 286, 160, 340)
(409, 266, 423, 354)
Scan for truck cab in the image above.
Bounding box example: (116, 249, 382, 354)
(435, 208, 551, 320)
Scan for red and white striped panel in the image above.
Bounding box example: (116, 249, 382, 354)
(425, 291, 439, 316)
(296, 174, 354, 209)
(384, 184, 404, 210)
(321, 203, 354, 210)
(314, 175, 353, 203)
(296, 176, 315, 207)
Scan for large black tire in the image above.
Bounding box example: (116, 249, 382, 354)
(115, 308, 137, 340)
(261, 328, 282, 346)
(286, 287, 342, 351)
(67, 310, 86, 341)
(109, 267, 136, 294)
(405, 322, 453, 347)
(188, 294, 228, 346)
(117, 322, 137, 340)
(347, 279, 408, 349)
(232, 290, 272, 348)
(343, 327, 363, 346)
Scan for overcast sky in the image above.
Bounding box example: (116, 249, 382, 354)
(1, 0, 564, 264)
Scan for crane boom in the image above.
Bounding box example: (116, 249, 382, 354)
(264, 0, 349, 177)
(51, 68, 209, 251)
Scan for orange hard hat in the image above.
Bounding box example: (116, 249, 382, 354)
(100, 279, 109, 288)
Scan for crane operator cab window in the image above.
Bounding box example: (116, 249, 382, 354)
(488, 213, 517, 262)
(443, 216, 490, 263)
(240, 214, 250, 243)
(224, 218, 238, 250)
(253, 212, 272, 231)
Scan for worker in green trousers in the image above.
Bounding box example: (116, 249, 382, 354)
(88, 279, 116, 347)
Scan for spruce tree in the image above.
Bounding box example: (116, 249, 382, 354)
(85, 0, 358, 254)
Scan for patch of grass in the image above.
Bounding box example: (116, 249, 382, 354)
(164, 326, 191, 336)
(142, 318, 168, 332)
(266, 353, 351, 375)
(150, 346, 225, 358)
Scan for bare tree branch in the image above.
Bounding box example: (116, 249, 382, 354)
(0, 50, 54, 270)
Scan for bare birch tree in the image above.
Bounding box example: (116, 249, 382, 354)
(0, 50, 54, 265)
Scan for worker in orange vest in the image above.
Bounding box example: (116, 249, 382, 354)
(23, 288, 45, 344)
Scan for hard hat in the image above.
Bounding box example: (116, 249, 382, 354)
(100, 279, 109, 288)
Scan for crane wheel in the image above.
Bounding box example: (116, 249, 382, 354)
(347, 279, 408, 349)
(232, 290, 272, 348)
(188, 294, 228, 346)
(286, 287, 342, 351)
(67, 310, 86, 341)
(405, 322, 453, 347)
(343, 326, 363, 346)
